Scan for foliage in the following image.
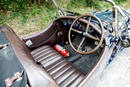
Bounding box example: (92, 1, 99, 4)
(115, 0, 127, 4)
(66, 0, 127, 10)
(0, 0, 127, 23)
(0, 0, 127, 12)
(0, 0, 128, 36)
(0, 0, 27, 12)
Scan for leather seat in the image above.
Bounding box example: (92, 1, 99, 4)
(0, 25, 58, 87)
(31, 45, 85, 87)
(0, 25, 85, 87)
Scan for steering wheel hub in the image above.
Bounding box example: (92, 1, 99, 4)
(83, 32, 88, 37)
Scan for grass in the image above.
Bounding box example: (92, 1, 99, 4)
(123, 0, 130, 9)
(0, 0, 130, 37)
(3, 6, 58, 37)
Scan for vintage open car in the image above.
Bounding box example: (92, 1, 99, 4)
(0, 0, 130, 87)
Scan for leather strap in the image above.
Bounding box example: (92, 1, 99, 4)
(0, 44, 7, 49)
(5, 71, 24, 87)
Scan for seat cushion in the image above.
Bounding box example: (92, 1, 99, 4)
(31, 45, 85, 87)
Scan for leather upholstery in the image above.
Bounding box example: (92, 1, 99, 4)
(0, 25, 85, 87)
(31, 45, 85, 87)
(22, 22, 69, 50)
(22, 23, 59, 49)
(1, 25, 58, 87)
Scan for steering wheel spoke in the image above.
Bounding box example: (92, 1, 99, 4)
(86, 17, 91, 32)
(71, 28, 82, 34)
(91, 24, 101, 34)
(87, 33, 100, 41)
(77, 37, 85, 51)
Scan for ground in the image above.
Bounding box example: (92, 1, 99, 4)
(94, 9, 130, 87)
(95, 46, 130, 87)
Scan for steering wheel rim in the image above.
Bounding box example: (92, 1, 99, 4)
(68, 14, 104, 55)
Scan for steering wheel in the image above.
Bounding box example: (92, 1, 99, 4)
(68, 14, 104, 55)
